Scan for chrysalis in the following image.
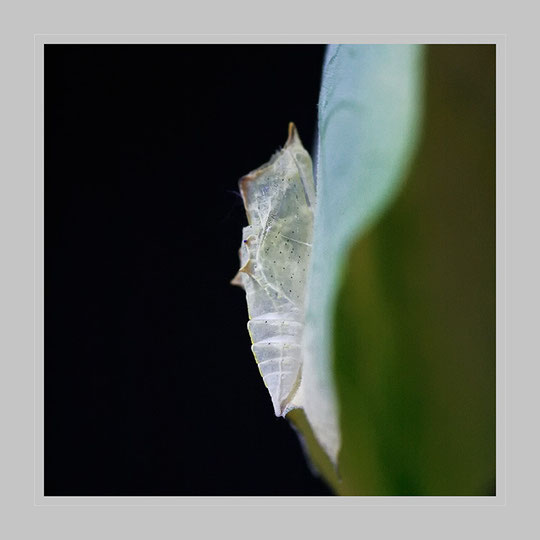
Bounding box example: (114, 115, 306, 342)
(232, 123, 315, 417)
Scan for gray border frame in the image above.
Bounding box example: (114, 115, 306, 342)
(34, 34, 506, 508)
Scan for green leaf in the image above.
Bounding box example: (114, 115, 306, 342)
(319, 45, 495, 495)
(299, 45, 425, 470)
(334, 45, 496, 495)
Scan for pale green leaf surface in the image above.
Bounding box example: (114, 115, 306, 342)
(299, 45, 425, 464)
(333, 45, 495, 495)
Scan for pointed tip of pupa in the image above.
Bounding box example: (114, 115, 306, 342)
(230, 272, 244, 287)
(285, 122, 302, 148)
(270, 393, 286, 417)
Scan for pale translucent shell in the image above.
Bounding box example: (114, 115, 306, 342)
(233, 123, 316, 416)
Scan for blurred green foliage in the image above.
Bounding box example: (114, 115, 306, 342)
(332, 45, 496, 495)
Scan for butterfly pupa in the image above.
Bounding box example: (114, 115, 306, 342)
(232, 123, 315, 417)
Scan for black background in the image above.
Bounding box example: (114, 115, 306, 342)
(45, 44, 331, 495)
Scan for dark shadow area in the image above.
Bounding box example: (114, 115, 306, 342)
(45, 44, 332, 495)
